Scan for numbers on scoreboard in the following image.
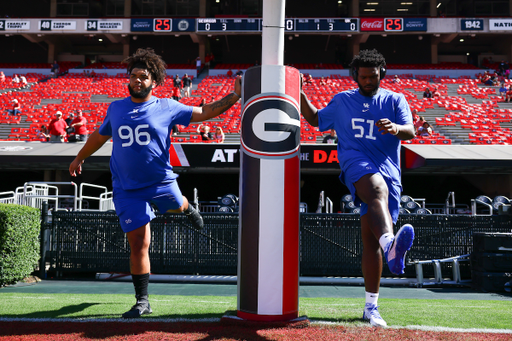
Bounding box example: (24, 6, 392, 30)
(285, 19, 294, 31)
(87, 20, 97, 31)
(384, 18, 403, 32)
(40, 20, 52, 31)
(465, 20, 481, 29)
(154, 19, 171, 31)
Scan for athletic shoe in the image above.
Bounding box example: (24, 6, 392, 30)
(185, 206, 204, 230)
(384, 223, 415, 275)
(362, 303, 387, 328)
(122, 300, 152, 318)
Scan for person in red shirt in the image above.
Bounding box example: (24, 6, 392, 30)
(172, 86, 181, 101)
(8, 99, 21, 115)
(226, 69, 233, 77)
(69, 109, 88, 142)
(48, 111, 68, 142)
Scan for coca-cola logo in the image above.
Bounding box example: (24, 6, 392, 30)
(361, 19, 384, 31)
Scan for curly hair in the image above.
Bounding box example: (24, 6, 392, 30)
(349, 49, 386, 70)
(123, 48, 167, 86)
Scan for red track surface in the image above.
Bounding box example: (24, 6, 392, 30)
(1, 321, 511, 341)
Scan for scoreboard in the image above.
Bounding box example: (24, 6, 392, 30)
(196, 18, 358, 32)
(197, 18, 260, 32)
(285, 18, 358, 32)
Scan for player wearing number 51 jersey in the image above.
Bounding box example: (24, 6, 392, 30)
(69, 48, 241, 319)
(300, 49, 415, 328)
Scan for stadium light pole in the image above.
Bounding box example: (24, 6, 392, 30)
(237, 0, 301, 321)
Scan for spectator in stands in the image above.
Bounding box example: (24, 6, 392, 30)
(417, 122, 433, 137)
(299, 49, 415, 328)
(422, 87, 432, 99)
(65, 112, 74, 126)
(499, 83, 508, 97)
(51, 60, 60, 78)
(506, 86, 512, 103)
(432, 86, 441, 98)
(69, 48, 241, 319)
(414, 116, 426, 131)
(214, 127, 225, 143)
(226, 69, 233, 77)
(172, 86, 181, 101)
(480, 71, 494, 86)
(305, 74, 314, 85)
(69, 109, 88, 142)
(499, 60, 507, 76)
(322, 129, 338, 144)
(182, 74, 192, 98)
(0, 71, 5, 82)
(19, 75, 28, 88)
(199, 125, 213, 141)
(173, 74, 181, 90)
(8, 99, 21, 116)
(12, 74, 20, 84)
(319, 77, 329, 86)
(37, 125, 50, 142)
(205, 52, 212, 69)
(411, 108, 419, 120)
(393, 75, 401, 84)
(48, 111, 68, 142)
(196, 57, 202, 74)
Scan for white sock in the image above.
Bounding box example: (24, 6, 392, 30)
(379, 233, 394, 251)
(366, 291, 379, 306)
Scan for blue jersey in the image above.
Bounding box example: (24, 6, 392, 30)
(99, 96, 193, 190)
(318, 88, 412, 186)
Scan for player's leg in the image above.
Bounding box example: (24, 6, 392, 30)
(354, 173, 390, 327)
(113, 188, 156, 318)
(154, 181, 204, 230)
(122, 223, 153, 318)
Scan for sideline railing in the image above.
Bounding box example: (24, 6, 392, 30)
(39, 210, 512, 280)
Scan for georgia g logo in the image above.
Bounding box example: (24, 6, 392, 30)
(241, 95, 301, 157)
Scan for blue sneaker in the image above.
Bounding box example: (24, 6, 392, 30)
(362, 303, 387, 328)
(384, 224, 414, 275)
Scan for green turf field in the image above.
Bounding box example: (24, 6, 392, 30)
(1, 293, 511, 330)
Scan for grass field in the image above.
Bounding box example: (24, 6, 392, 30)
(1, 292, 512, 331)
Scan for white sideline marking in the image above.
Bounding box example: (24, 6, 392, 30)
(0, 317, 511, 334)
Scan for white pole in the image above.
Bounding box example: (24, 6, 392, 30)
(261, 0, 285, 66)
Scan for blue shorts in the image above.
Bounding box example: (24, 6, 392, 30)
(113, 182, 184, 233)
(340, 159, 401, 224)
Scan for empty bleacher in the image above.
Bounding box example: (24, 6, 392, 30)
(1, 66, 511, 145)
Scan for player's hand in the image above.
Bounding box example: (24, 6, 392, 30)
(234, 75, 242, 97)
(69, 159, 84, 177)
(376, 118, 399, 135)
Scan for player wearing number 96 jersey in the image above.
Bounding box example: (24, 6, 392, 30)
(99, 96, 191, 190)
(69, 48, 241, 319)
(300, 49, 415, 328)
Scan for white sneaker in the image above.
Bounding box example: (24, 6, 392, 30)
(362, 303, 387, 328)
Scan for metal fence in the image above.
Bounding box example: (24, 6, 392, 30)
(40, 210, 512, 278)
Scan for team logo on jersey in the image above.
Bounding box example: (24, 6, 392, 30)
(362, 103, 370, 112)
(241, 95, 300, 157)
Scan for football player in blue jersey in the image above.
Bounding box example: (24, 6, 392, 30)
(300, 49, 415, 328)
(69, 48, 241, 318)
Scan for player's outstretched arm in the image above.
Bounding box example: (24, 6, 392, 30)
(69, 129, 111, 176)
(300, 74, 319, 127)
(191, 76, 242, 122)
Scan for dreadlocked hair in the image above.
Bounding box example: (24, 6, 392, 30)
(123, 48, 167, 86)
(349, 49, 386, 70)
